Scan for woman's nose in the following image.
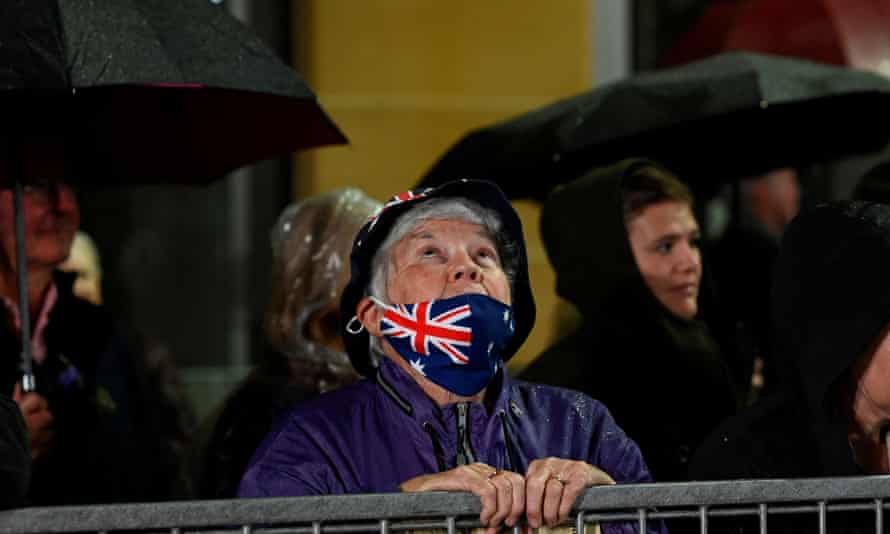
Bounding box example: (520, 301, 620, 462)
(676, 243, 701, 273)
(449, 258, 482, 284)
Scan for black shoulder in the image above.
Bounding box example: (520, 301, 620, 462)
(689, 392, 812, 480)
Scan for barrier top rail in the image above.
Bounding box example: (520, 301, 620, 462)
(0, 476, 889, 534)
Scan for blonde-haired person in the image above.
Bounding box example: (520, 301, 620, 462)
(194, 187, 382, 498)
(58, 231, 103, 306)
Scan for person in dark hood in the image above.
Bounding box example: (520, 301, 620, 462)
(520, 158, 739, 483)
(238, 180, 663, 534)
(193, 187, 379, 498)
(692, 200, 890, 479)
(689, 201, 890, 532)
(709, 168, 801, 401)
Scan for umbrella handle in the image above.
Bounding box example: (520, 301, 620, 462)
(12, 165, 35, 393)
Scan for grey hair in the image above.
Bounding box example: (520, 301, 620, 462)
(365, 197, 518, 359)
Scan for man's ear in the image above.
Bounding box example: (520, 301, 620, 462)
(356, 297, 383, 337)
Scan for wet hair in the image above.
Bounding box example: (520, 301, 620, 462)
(620, 162, 694, 223)
(265, 187, 381, 365)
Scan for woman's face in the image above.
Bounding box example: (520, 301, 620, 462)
(626, 200, 701, 320)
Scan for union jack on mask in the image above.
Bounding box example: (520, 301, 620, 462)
(374, 293, 515, 396)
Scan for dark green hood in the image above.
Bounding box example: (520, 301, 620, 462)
(543, 158, 680, 318)
(526, 158, 739, 482)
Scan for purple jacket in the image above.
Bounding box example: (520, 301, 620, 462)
(238, 358, 663, 533)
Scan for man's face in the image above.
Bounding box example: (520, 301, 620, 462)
(386, 218, 511, 306)
(0, 182, 80, 270)
(626, 200, 701, 319)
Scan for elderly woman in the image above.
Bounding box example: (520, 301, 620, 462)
(195, 187, 381, 498)
(521, 159, 740, 483)
(238, 180, 661, 533)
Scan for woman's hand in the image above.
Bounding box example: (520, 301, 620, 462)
(524, 457, 615, 529)
(400, 462, 526, 533)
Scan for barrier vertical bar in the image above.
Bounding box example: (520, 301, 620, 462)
(759, 503, 768, 534)
(638, 508, 647, 533)
(818, 501, 826, 534)
(699, 505, 707, 534)
(876, 498, 883, 534)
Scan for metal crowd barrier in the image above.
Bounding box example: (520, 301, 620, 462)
(1, 477, 889, 534)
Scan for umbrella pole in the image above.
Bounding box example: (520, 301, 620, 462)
(12, 167, 35, 393)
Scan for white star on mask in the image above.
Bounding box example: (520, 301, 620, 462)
(410, 358, 427, 376)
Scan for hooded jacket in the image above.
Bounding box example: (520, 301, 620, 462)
(238, 357, 664, 534)
(520, 159, 739, 482)
(691, 201, 890, 479)
(689, 201, 890, 533)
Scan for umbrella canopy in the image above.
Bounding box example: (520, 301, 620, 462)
(0, 0, 347, 390)
(662, 0, 890, 75)
(419, 51, 890, 200)
(0, 0, 346, 184)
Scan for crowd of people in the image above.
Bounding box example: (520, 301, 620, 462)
(2, 136, 890, 533)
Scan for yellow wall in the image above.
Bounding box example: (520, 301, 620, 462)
(294, 0, 593, 374)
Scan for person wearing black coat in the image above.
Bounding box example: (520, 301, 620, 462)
(1, 176, 190, 504)
(0, 269, 190, 504)
(520, 158, 740, 483)
(690, 201, 890, 533)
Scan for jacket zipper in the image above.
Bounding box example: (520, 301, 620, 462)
(455, 402, 476, 466)
(422, 422, 447, 472)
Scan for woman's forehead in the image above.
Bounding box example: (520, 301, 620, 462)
(402, 218, 493, 242)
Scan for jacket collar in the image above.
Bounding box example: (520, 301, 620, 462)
(375, 356, 514, 423)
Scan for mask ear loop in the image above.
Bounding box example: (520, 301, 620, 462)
(369, 296, 389, 309)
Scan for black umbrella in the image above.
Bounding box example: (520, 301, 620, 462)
(419, 51, 890, 200)
(1, 0, 347, 390)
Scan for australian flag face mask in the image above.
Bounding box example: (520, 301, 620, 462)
(371, 293, 515, 396)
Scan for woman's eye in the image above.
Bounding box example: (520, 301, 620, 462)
(476, 248, 498, 263)
(655, 242, 673, 254)
(421, 247, 440, 257)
